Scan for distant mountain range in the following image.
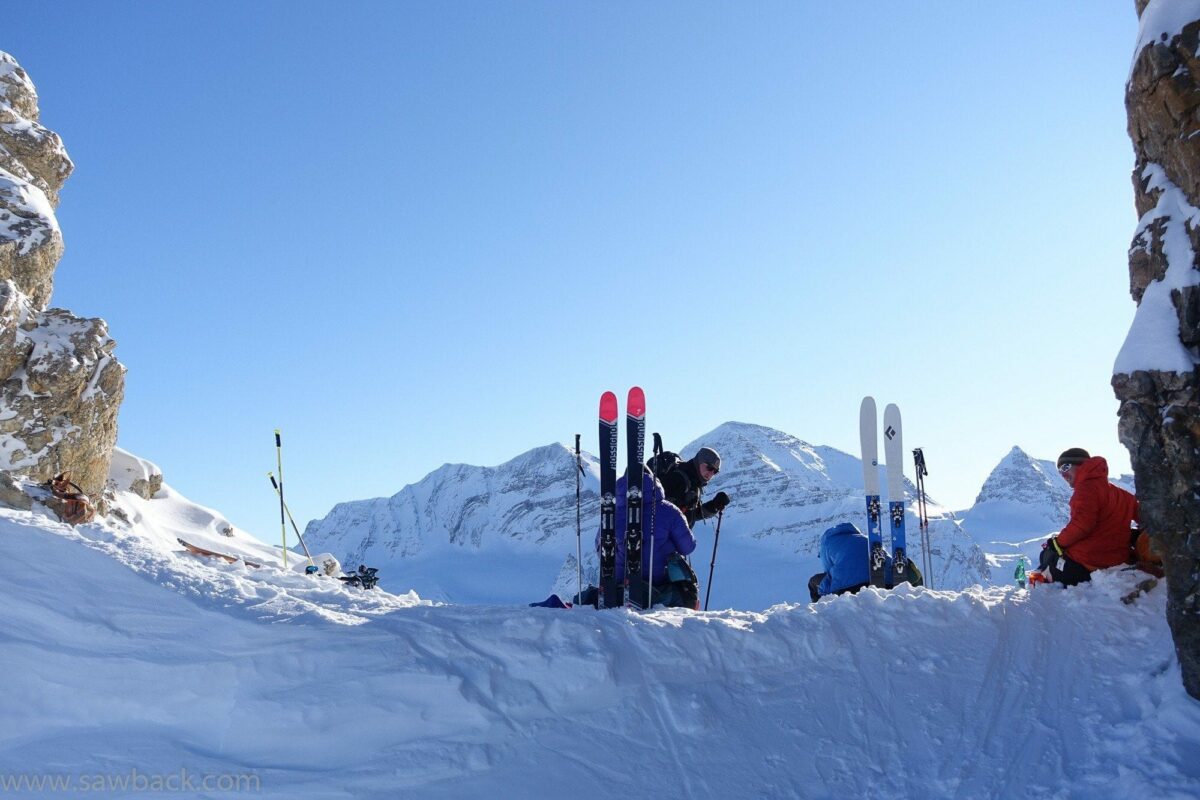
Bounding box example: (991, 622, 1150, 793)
(306, 422, 1124, 608)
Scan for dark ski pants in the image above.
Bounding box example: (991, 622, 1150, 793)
(1049, 555, 1092, 587)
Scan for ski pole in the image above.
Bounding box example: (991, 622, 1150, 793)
(704, 509, 724, 611)
(647, 433, 662, 610)
(575, 434, 583, 604)
(268, 472, 317, 573)
(913, 447, 931, 589)
(275, 429, 287, 569)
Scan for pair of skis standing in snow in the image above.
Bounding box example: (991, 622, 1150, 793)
(808, 397, 928, 603)
(859, 396, 921, 590)
(592, 387, 710, 611)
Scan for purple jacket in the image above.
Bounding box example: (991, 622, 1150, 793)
(596, 470, 696, 584)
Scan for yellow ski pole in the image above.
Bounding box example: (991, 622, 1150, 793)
(268, 472, 317, 573)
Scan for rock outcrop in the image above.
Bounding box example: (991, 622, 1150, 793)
(1115, 2, 1200, 700)
(0, 51, 125, 500)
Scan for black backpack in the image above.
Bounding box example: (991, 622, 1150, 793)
(646, 432, 684, 483)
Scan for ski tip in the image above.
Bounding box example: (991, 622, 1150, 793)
(860, 396, 876, 414)
(600, 391, 618, 423)
(627, 386, 645, 417)
(884, 402, 901, 420)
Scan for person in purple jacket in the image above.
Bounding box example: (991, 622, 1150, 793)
(593, 468, 698, 608)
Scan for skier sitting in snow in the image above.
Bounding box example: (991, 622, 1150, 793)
(581, 469, 698, 609)
(1038, 448, 1138, 587)
(659, 447, 731, 528)
(807, 522, 922, 602)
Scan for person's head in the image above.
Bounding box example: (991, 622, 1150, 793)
(692, 447, 721, 485)
(1056, 448, 1089, 488)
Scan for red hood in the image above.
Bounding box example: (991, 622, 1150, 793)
(1073, 456, 1109, 483)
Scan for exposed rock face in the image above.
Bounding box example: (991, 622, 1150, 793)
(0, 51, 124, 500)
(0, 52, 71, 309)
(1116, 4, 1200, 700)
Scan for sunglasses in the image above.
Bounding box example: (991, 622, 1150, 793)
(702, 462, 719, 475)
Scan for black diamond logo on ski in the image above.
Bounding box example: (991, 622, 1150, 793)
(885, 425, 896, 440)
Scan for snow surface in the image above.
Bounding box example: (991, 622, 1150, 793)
(1, 472, 1198, 799)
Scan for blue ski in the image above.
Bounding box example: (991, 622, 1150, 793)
(883, 403, 909, 585)
(860, 396, 887, 587)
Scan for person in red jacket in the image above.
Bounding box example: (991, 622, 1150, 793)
(1039, 447, 1139, 586)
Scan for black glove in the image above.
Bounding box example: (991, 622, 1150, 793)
(712, 491, 730, 511)
(1038, 537, 1059, 571)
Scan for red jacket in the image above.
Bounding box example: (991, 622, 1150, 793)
(1057, 457, 1139, 571)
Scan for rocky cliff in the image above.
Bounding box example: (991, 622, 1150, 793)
(1114, 1, 1200, 700)
(0, 51, 125, 499)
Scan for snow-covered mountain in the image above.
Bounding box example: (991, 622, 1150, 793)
(304, 421, 990, 607)
(959, 447, 1075, 544)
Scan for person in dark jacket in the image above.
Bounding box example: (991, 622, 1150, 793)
(1039, 448, 1139, 586)
(660, 446, 731, 528)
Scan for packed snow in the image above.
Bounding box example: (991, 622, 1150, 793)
(1, 455, 1198, 798)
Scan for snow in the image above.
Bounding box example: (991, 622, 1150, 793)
(0, 166, 60, 255)
(1, 468, 1198, 798)
(1132, 0, 1200, 80)
(1114, 164, 1200, 376)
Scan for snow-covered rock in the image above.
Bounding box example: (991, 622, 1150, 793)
(0, 51, 125, 497)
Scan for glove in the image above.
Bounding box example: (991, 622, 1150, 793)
(1038, 537, 1060, 571)
(712, 491, 730, 511)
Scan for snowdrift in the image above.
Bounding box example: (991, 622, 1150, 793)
(1, 479, 1198, 799)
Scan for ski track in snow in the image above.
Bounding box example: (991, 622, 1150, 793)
(2, 493, 1200, 799)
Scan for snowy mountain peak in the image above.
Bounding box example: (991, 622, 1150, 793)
(973, 446, 1070, 508)
(681, 420, 860, 492)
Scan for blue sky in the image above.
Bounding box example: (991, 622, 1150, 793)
(8, 2, 1139, 544)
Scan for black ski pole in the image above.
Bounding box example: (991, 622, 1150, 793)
(275, 429, 287, 569)
(704, 509, 724, 611)
(269, 472, 318, 574)
(913, 447, 932, 589)
(647, 432, 662, 609)
(575, 433, 584, 603)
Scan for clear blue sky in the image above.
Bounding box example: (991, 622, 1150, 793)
(7, 1, 1139, 544)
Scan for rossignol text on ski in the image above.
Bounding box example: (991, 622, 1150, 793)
(624, 386, 646, 608)
(598, 391, 620, 609)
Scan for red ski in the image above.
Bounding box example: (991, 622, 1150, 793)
(177, 537, 263, 569)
